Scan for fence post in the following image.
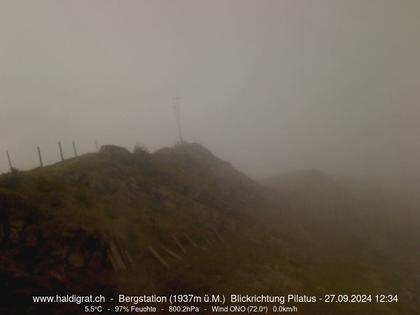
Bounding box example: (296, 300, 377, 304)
(58, 141, 64, 161)
(6, 151, 13, 172)
(37, 146, 43, 167)
(72, 140, 78, 157)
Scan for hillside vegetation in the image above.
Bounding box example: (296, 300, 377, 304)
(0, 143, 418, 314)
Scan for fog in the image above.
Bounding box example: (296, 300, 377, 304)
(1, 0, 419, 185)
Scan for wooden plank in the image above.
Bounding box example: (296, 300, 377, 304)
(213, 229, 226, 245)
(123, 249, 136, 269)
(184, 233, 198, 248)
(107, 249, 119, 271)
(204, 236, 213, 247)
(162, 245, 183, 261)
(172, 234, 186, 253)
(149, 246, 169, 269)
(110, 240, 127, 270)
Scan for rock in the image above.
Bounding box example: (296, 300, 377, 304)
(100, 145, 131, 157)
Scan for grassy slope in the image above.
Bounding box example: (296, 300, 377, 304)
(0, 145, 418, 314)
(261, 170, 420, 314)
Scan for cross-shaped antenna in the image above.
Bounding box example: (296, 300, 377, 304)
(172, 96, 184, 143)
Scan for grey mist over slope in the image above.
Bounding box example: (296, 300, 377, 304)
(1, 0, 419, 186)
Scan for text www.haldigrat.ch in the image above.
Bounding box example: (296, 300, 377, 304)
(32, 294, 105, 304)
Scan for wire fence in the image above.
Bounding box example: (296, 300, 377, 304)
(3, 140, 100, 174)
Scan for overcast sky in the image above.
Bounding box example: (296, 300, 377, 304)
(1, 0, 419, 184)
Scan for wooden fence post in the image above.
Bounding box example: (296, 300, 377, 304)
(6, 151, 13, 172)
(72, 140, 78, 157)
(58, 141, 64, 161)
(37, 146, 43, 167)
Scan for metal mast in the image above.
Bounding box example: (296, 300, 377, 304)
(172, 96, 184, 143)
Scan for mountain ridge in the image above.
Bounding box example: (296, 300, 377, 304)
(0, 142, 418, 314)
